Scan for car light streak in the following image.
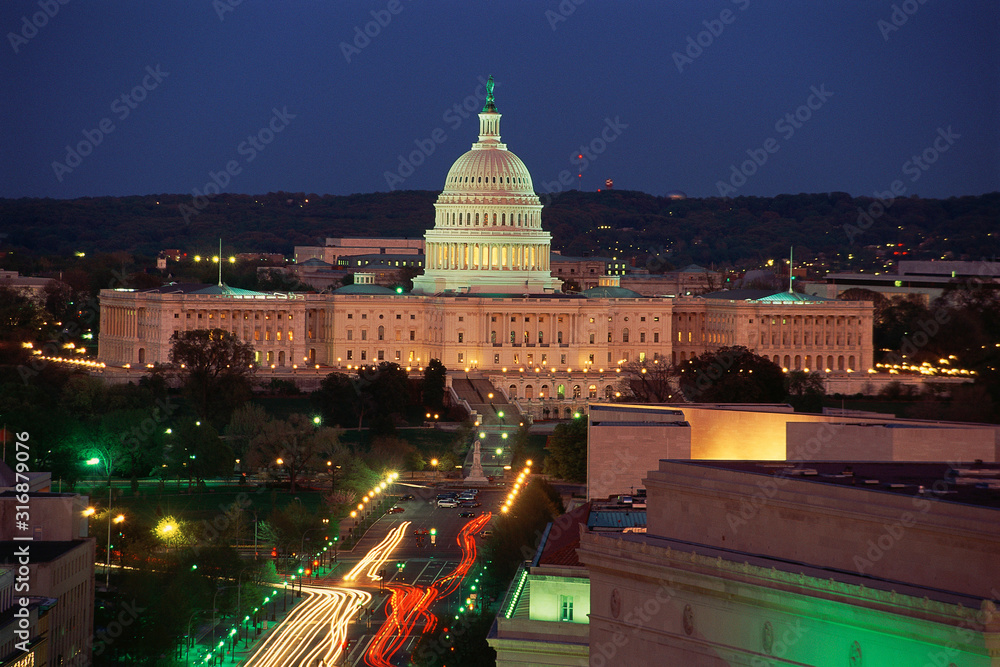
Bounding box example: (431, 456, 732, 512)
(344, 521, 411, 582)
(364, 512, 491, 666)
(244, 585, 371, 667)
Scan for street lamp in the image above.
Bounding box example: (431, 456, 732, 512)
(86, 454, 114, 588)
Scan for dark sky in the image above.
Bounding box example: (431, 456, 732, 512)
(3, 1, 998, 200)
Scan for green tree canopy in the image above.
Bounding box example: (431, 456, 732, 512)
(678, 346, 785, 403)
(543, 417, 587, 482)
(169, 328, 255, 424)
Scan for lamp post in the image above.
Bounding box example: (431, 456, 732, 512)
(185, 610, 202, 666)
(86, 454, 114, 588)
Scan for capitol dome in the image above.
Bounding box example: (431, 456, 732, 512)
(411, 76, 561, 296)
(443, 149, 535, 196)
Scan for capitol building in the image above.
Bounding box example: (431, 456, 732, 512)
(98, 79, 873, 415)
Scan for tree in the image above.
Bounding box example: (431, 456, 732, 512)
(421, 359, 447, 411)
(311, 372, 362, 428)
(169, 328, 255, 424)
(225, 402, 270, 461)
(263, 500, 323, 556)
(544, 417, 587, 482)
(616, 358, 678, 402)
(785, 370, 825, 413)
(165, 419, 233, 486)
(247, 414, 337, 493)
(361, 362, 412, 435)
(678, 346, 785, 403)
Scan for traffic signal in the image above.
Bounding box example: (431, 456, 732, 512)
(313, 560, 319, 568)
(305, 568, 311, 577)
(271, 548, 278, 559)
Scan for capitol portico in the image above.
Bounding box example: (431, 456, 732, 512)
(98, 78, 874, 408)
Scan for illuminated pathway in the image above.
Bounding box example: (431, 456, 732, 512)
(365, 512, 491, 667)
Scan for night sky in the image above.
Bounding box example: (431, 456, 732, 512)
(3, 1, 997, 200)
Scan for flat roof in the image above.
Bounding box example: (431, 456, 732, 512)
(671, 460, 1000, 509)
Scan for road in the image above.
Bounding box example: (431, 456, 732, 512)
(244, 484, 506, 667)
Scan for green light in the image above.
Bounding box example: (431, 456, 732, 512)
(191, 564, 198, 570)
(395, 286, 404, 294)
(86, 458, 99, 465)
(430, 528, 436, 535)
(313, 415, 321, 425)
(497, 410, 504, 418)
(496, 448, 502, 455)
(573, 412, 581, 419)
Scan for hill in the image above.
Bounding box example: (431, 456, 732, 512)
(1, 190, 998, 271)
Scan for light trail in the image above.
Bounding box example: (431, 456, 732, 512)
(364, 512, 491, 667)
(344, 521, 411, 583)
(243, 585, 371, 667)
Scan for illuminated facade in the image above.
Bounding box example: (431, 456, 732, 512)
(98, 80, 873, 395)
(578, 460, 1000, 666)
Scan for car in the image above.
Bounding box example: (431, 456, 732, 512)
(400, 494, 415, 501)
(480, 529, 493, 538)
(458, 511, 477, 518)
(437, 499, 458, 508)
(388, 507, 405, 514)
(436, 493, 458, 500)
(460, 500, 481, 508)
(458, 493, 476, 501)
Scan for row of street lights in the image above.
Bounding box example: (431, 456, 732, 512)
(501, 461, 534, 514)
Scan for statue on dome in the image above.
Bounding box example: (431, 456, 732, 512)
(482, 75, 498, 113)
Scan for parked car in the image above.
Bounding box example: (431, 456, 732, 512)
(436, 493, 458, 500)
(400, 494, 415, 501)
(458, 511, 477, 518)
(388, 507, 405, 514)
(460, 500, 481, 508)
(437, 498, 458, 508)
(480, 529, 493, 538)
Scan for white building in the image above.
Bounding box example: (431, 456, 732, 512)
(98, 79, 873, 398)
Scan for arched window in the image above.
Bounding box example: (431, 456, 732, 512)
(573, 385, 582, 399)
(794, 355, 801, 370)
(605, 386, 613, 399)
(540, 384, 548, 399)
(588, 384, 597, 399)
(378, 326, 384, 341)
(508, 384, 517, 399)
(475, 213, 479, 225)
(525, 384, 534, 399)
(622, 327, 630, 343)
(557, 384, 565, 399)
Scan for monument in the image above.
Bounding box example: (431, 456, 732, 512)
(465, 439, 488, 484)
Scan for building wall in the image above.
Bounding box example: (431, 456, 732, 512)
(643, 461, 1000, 599)
(98, 291, 874, 394)
(786, 422, 998, 462)
(0, 495, 89, 541)
(587, 405, 690, 500)
(579, 531, 998, 667)
(27, 541, 95, 667)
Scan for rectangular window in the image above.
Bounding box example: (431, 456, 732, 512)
(589, 353, 595, 362)
(347, 330, 353, 340)
(395, 350, 401, 360)
(541, 354, 547, 364)
(362, 314, 367, 319)
(410, 330, 415, 341)
(640, 332, 645, 343)
(411, 314, 415, 320)
(396, 314, 402, 319)
(378, 350, 385, 361)
(458, 333, 464, 343)
(254, 331, 260, 341)
(561, 354, 566, 364)
(288, 331, 293, 341)
(653, 332, 659, 343)
(494, 354, 500, 364)
(513, 354, 519, 364)
(347, 313, 353, 319)
(589, 333, 595, 344)
(527, 354, 533, 365)
(361, 350, 366, 360)
(265, 330, 271, 341)
(458, 352, 464, 363)
(347, 350, 353, 360)
(174, 313, 179, 318)
(459, 316, 464, 322)
(557, 331, 563, 343)
(560, 596, 574, 621)
(361, 330, 367, 341)
(276, 330, 282, 341)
